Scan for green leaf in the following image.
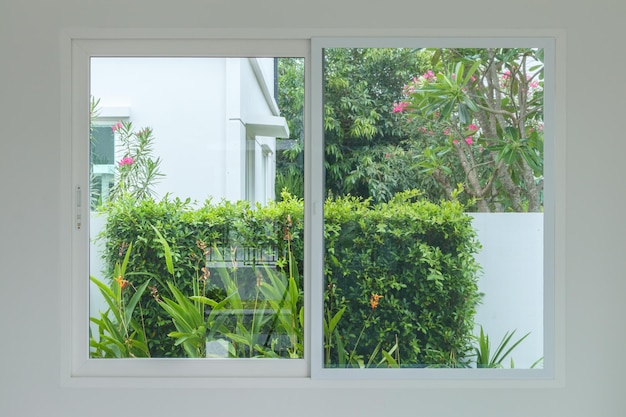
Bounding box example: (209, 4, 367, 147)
(120, 241, 133, 275)
(329, 306, 347, 334)
(462, 59, 481, 86)
(151, 225, 174, 276)
(123, 279, 151, 325)
(458, 103, 471, 125)
(381, 350, 400, 368)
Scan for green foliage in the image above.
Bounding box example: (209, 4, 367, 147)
(277, 48, 432, 202)
(90, 244, 152, 358)
(89, 97, 106, 210)
(473, 325, 532, 368)
(324, 302, 401, 368)
(108, 121, 165, 202)
(149, 227, 303, 359)
(97, 192, 304, 357)
(322, 48, 433, 201)
(323, 190, 482, 367)
(257, 240, 304, 358)
(277, 47, 544, 212)
(98, 190, 480, 361)
(399, 47, 544, 212)
(276, 58, 305, 200)
(90, 98, 165, 208)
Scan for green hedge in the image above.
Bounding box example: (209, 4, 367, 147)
(324, 191, 482, 366)
(97, 190, 481, 363)
(98, 193, 304, 357)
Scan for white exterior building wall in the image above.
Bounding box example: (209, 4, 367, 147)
(90, 57, 281, 205)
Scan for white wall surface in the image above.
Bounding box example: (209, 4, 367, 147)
(472, 213, 544, 369)
(2, 1, 626, 417)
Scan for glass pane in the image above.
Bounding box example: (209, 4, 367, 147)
(89, 57, 305, 359)
(322, 47, 544, 369)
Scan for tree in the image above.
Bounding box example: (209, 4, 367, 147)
(277, 48, 433, 203)
(276, 58, 305, 200)
(396, 48, 544, 212)
(322, 48, 432, 202)
(276, 48, 544, 211)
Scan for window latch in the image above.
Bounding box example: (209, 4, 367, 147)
(75, 185, 82, 230)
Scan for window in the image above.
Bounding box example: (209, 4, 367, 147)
(64, 34, 559, 383)
(310, 37, 556, 379)
(89, 55, 305, 362)
(67, 39, 309, 378)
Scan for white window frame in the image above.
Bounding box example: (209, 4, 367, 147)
(60, 30, 565, 388)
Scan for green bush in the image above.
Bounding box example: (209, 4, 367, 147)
(97, 190, 480, 362)
(324, 190, 482, 367)
(97, 192, 304, 357)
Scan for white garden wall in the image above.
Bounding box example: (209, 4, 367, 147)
(471, 213, 543, 368)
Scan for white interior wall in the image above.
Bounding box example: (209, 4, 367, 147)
(2, 1, 626, 417)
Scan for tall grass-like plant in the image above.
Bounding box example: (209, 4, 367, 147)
(257, 216, 304, 358)
(324, 291, 400, 368)
(90, 243, 152, 358)
(212, 246, 270, 358)
(158, 281, 233, 358)
(151, 227, 231, 357)
(153, 223, 304, 359)
(473, 325, 530, 368)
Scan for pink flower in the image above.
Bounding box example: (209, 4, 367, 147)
(422, 70, 436, 82)
(111, 122, 123, 132)
(500, 70, 512, 87)
(402, 84, 415, 94)
(385, 153, 391, 158)
(443, 128, 450, 135)
(468, 124, 478, 132)
(453, 137, 473, 146)
(118, 157, 134, 166)
(392, 101, 409, 113)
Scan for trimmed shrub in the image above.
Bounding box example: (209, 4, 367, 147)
(324, 190, 482, 367)
(97, 192, 303, 357)
(97, 190, 480, 363)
